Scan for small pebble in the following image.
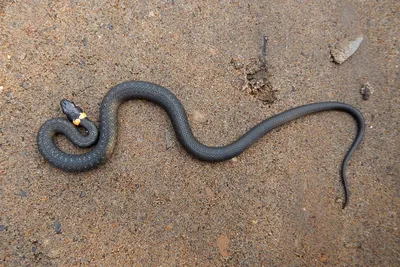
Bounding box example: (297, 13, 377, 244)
(7, 55, 11, 60)
(250, 219, 258, 225)
(19, 190, 27, 198)
(193, 111, 206, 123)
(20, 80, 31, 89)
(53, 220, 62, 234)
(230, 58, 244, 69)
(344, 241, 362, 248)
(360, 82, 374, 100)
(48, 249, 60, 258)
(0, 86, 3, 93)
(330, 36, 363, 64)
(216, 234, 230, 257)
(0, 225, 8, 231)
(335, 197, 344, 203)
(19, 53, 27, 60)
(319, 253, 328, 263)
(209, 48, 217, 55)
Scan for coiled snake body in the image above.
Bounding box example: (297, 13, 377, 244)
(37, 81, 365, 208)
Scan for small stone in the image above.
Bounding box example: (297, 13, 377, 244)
(216, 234, 230, 257)
(53, 220, 62, 234)
(0, 225, 8, 231)
(192, 111, 206, 123)
(344, 241, 362, 248)
(5, 92, 12, 101)
(250, 219, 258, 225)
(330, 36, 363, 64)
(165, 224, 172, 231)
(0, 86, 3, 93)
(48, 249, 60, 258)
(335, 197, 344, 203)
(231, 157, 238, 162)
(205, 186, 215, 200)
(43, 238, 50, 246)
(19, 190, 27, 198)
(319, 253, 328, 263)
(79, 191, 86, 198)
(230, 58, 244, 69)
(7, 55, 11, 60)
(148, 11, 155, 17)
(20, 80, 31, 89)
(231, 77, 245, 89)
(19, 53, 27, 60)
(209, 48, 217, 55)
(82, 37, 88, 47)
(360, 82, 374, 100)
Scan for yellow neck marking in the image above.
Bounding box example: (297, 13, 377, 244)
(72, 113, 87, 126)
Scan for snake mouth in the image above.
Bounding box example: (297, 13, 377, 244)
(60, 99, 83, 123)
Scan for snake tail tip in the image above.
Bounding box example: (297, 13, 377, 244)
(342, 199, 348, 209)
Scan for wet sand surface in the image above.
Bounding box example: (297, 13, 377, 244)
(1, 1, 399, 266)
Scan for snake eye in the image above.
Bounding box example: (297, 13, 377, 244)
(60, 99, 83, 122)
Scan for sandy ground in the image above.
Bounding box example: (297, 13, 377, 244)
(1, 0, 399, 266)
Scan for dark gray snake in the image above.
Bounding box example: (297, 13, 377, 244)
(37, 81, 365, 208)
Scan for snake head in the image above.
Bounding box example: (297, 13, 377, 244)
(60, 99, 86, 126)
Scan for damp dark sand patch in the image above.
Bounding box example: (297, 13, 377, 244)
(231, 57, 277, 104)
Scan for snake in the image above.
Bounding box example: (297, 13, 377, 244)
(37, 81, 365, 208)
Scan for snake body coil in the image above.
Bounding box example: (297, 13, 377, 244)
(37, 81, 365, 207)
